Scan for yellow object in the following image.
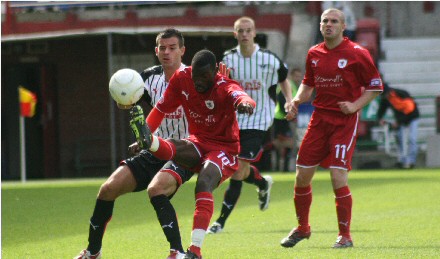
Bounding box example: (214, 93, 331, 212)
(18, 86, 37, 117)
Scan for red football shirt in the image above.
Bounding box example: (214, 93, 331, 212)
(303, 37, 383, 113)
(155, 67, 253, 155)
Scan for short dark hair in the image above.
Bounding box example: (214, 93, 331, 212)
(156, 28, 184, 48)
(191, 49, 216, 72)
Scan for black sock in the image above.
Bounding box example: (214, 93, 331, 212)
(150, 194, 184, 253)
(87, 199, 114, 254)
(244, 165, 266, 190)
(216, 179, 242, 227)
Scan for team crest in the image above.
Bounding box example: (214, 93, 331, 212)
(205, 100, 214, 109)
(338, 59, 348, 68)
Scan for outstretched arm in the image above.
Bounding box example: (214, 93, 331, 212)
(235, 95, 256, 115)
(145, 107, 165, 132)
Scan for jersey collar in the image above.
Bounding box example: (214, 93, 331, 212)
(237, 44, 260, 58)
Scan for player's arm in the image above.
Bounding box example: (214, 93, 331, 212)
(145, 107, 165, 133)
(338, 90, 381, 115)
(235, 95, 256, 115)
(279, 79, 293, 103)
(278, 79, 294, 119)
(339, 50, 383, 115)
(231, 88, 256, 115)
(286, 83, 314, 120)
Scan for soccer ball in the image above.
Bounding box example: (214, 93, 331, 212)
(109, 68, 144, 106)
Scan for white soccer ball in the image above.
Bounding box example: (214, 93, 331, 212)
(109, 68, 144, 106)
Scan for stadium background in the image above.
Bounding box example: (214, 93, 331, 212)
(2, 1, 440, 180)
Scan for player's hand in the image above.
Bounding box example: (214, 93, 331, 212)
(338, 101, 358, 115)
(237, 102, 254, 115)
(218, 62, 231, 78)
(285, 99, 299, 121)
(117, 103, 134, 110)
(128, 142, 141, 156)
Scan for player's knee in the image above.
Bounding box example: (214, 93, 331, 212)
(147, 182, 171, 198)
(98, 181, 121, 200)
(195, 177, 216, 193)
(295, 172, 312, 187)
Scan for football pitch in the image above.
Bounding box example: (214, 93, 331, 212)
(2, 168, 439, 258)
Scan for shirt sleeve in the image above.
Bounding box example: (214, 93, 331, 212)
(357, 49, 383, 92)
(228, 83, 256, 108)
(302, 50, 315, 87)
(276, 57, 288, 83)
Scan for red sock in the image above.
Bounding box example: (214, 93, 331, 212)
(189, 245, 201, 257)
(334, 186, 352, 238)
(189, 192, 213, 257)
(193, 192, 214, 230)
(151, 138, 176, 161)
(294, 185, 312, 233)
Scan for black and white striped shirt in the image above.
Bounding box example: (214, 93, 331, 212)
(223, 44, 288, 130)
(140, 64, 189, 140)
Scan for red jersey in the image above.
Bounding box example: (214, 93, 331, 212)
(155, 67, 253, 155)
(303, 37, 383, 113)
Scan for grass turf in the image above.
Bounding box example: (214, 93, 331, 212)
(2, 168, 439, 258)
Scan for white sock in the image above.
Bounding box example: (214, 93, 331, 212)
(191, 229, 206, 248)
(149, 135, 159, 152)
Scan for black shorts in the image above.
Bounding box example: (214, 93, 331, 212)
(239, 129, 266, 162)
(273, 118, 293, 137)
(122, 150, 193, 192)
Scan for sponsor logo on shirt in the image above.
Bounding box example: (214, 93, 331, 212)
(314, 75, 343, 88)
(181, 90, 189, 100)
(164, 108, 183, 119)
(188, 109, 216, 126)
(237, 79, 262, 90)
(311, 59, 320, 67)
(205, 100, 215, 109)
(370, 78, 382, 87)
(205, 115, 216, 126)
(232, 91, 246, 98)
(338, 59, 348, 68)
(217, 77, 227, 85)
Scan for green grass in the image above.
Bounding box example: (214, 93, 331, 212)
(2, 168, 440, 258)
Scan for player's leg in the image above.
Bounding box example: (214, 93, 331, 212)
(76, 150, 163, 259)
(280, 166, 314, 248)
(330, 168, 353, 248)
(76, 166, 137, 259)
(281, 113, 327, 248)
(129, 106, 200, 169)
(208, 130, 269, 233)
(207, 159, 244, 233)
(246, 163, 274, 211)
(407, 119, 419, 168)
(327, 113, 358, 248)
(186, 162, 221, 258)
(238, 130, 270, 187)
(87, 166, 137, 254)
(148, 161, 194, 255)
(186, 151, 238, 259)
